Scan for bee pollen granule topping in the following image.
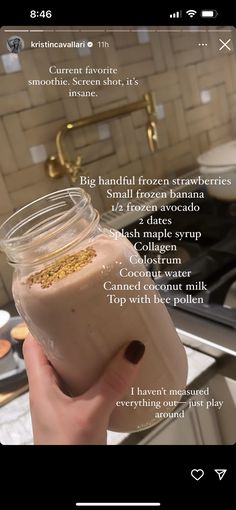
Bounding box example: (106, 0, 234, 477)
(27, 247, 97, 289)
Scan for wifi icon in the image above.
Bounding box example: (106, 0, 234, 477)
(186, 9, 197, 17)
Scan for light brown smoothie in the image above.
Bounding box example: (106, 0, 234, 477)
(13, 234, 187, 432)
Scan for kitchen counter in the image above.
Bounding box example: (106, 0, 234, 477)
(0, 346, 216, 445)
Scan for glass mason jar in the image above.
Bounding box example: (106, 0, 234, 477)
(0, 188, 187, 433)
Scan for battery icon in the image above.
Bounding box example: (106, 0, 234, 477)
(201, 9, 218, 18)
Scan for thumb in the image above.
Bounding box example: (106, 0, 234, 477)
(83, 340, 145, 420)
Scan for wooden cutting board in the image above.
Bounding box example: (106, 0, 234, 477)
(0, 384, 28, 407)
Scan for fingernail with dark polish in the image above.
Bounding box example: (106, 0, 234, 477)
(124, 340, 145, 364)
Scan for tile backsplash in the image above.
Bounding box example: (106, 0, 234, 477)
(0, 27, 236, 304)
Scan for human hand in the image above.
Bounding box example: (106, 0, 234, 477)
(23, 335, 145, 445)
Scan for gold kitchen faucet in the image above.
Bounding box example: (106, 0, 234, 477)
(46, 92, 158, 184)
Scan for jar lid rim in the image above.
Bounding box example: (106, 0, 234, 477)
(0, 188, 89, 247)
(0, 188, 98, 264)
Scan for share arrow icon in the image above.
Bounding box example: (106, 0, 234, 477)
(214, 469, 227, 480)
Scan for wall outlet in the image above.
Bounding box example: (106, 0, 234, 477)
(30, 145, 47, 164)
(1, 54, 21, 73)
(137, 27, 150, 44)
(201, 89, 211, 104)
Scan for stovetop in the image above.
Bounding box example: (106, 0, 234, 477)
(122, 190, 236, 330)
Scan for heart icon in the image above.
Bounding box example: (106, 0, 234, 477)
(191, 469, 204, 481)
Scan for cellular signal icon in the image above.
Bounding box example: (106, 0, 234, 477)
(170, 11, 182, 18)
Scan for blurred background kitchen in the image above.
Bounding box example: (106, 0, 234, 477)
(0, 26, 235, 445)
(0, 26, 235, 301)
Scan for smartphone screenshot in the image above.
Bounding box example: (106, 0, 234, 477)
(0, 6, 235, 509)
